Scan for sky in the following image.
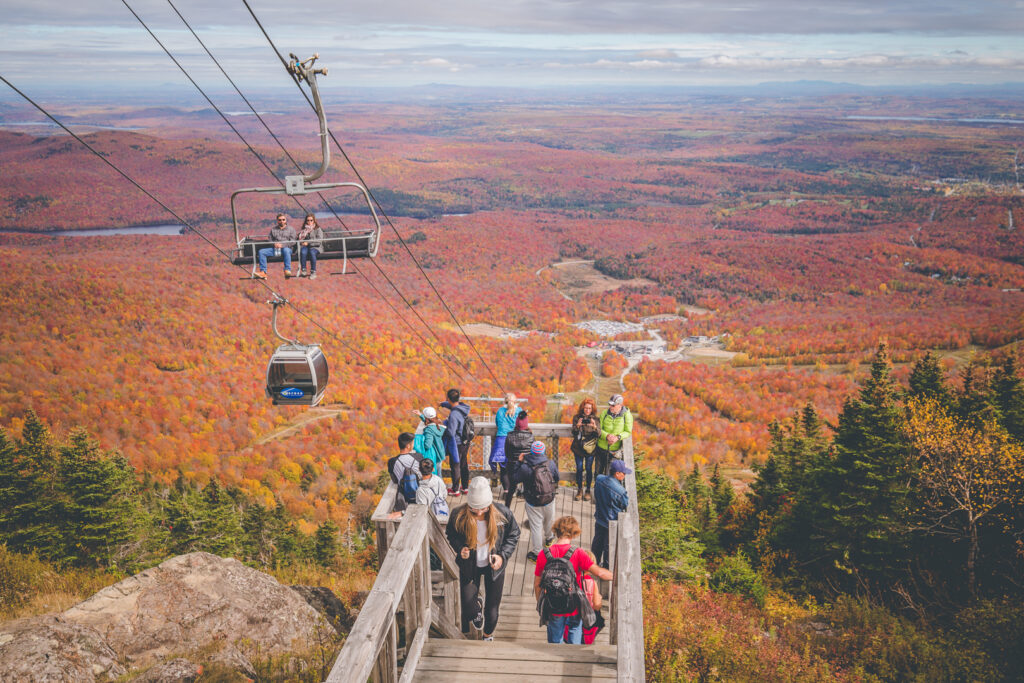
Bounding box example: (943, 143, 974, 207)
(0, 0, 1023, 97)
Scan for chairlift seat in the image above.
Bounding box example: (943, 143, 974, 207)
(266, 344, 328, 406)
(233, 228, 377, 266)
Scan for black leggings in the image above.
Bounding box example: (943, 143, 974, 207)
(450, 441, 471, 491)
(502, 461, 518, 508)
(460, 563, 506, 635)
(574, 451, 595, 491)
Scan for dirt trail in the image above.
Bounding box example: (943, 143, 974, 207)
(253, 405, 350, 445)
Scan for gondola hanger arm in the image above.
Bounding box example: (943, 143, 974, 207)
(267, 296, 299, 345)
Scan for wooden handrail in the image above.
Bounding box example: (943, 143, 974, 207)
(328, 506, 453, 682)
(611, 439, 645, 682)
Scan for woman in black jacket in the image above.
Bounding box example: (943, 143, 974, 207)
(502, 410, 533, 507)
(570, 397, 601, 501)
(445, 477, 521, 640)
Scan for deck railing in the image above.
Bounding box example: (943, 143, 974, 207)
(327, 422, 645, 682)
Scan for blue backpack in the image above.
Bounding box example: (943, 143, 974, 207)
(401, 464, 420, 503)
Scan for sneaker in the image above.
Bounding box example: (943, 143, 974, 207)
(526, 550, 538, 562)
(461, 488, 469, 496)
(574, 488, 582, 501)
(545, 536, 555, 546)
(254, 271, 267, 279)
(284, 269, 293, 278)
(309, 272, 317, 280)
(448, 488, 460, 497)
(583, 491, 591, 501)
(300, 268, 307, 277)
(471, 599, 484, 630)
(482, 635, 494, 642)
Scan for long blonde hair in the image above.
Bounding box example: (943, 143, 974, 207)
(504, 393, 517, 412)
(455, 503, 506, 550)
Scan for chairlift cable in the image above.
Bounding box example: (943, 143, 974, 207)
(162, 1, 481, 390)
(164, 0, 353, 234)
(121, 0, 324, 225)
(242, 0, 508, 396)
(0, 72, 427, 405)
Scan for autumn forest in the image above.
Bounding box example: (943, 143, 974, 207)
(1, 88, 1023, 680)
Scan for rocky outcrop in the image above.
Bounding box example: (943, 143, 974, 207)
(0, 615, 127, 682)
(58, 552, 326, 674)
(131, 658, 202, 683)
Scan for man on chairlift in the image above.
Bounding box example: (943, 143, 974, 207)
(254, 214, 297, 279)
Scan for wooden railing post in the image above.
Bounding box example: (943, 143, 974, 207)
(329, 507, 430, 682)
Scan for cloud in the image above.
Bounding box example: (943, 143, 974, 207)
(636, 48, 678, 60)
(3, 0, 1024, 35)
(696, 53, 1024, 70)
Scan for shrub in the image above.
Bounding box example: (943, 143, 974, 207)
(710, 552, 767, 608)
(644, 579, 851, 682)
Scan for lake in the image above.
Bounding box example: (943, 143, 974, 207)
(48, 225, 185, 237)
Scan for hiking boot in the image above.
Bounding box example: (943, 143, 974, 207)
(254, 271, 267, 279)
(574, 488, 582, 501)
(583, 490, 591, 501)
(309, 272, 317, 280)
(284, 269, 293, 278)
(526, 550, 538, 562)
(300, 268, 307, 277)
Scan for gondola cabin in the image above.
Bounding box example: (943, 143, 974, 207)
(266, 343, 328, 406)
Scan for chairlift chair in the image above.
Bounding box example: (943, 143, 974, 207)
(264, 297, 329, 406)
(231, 55, 381, 276)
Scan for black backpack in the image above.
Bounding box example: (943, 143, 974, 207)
(528, 462, 557, 506)
(461, 414, 476, 444)
(537, 545, 581, 618)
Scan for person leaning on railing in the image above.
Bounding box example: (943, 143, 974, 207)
(594, 393, 633, 476)
(592, 459, 631, 569)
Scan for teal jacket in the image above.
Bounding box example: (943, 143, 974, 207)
(420, 423, 447, 467)
(495, 405, 521, 437)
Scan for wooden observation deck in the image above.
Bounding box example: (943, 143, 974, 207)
(327, 423, 644, 682)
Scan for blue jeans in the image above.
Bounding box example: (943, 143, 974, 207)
(574, 452, 594, 491)
(258, 246, 292, 272)
(300, 246, 319, 272)
(546, 613, 582, 644)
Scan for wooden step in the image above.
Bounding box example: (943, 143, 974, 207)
(412, 639, 617, 681)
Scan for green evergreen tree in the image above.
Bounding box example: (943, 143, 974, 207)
(818, 343, 912, 587)
(313, 520, 340, 566)
(907, 351, 952, 405)
(993, 355, 1024, 442)
(748, 454, 786, 519)
(8, 411, 64, 558)
(242, 503, 275, 568)
(709, 463, 735, 516)
(636, 467, 705, 581)
(958, 358, 999, 426)
(195, 479, 243, 557)
(0, 430, 17, 536)
(59, 430, 137, 568)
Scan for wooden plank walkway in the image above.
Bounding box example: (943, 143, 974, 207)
(416, 483, 612, 681)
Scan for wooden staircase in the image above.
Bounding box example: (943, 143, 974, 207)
(327, 423, 643, 682)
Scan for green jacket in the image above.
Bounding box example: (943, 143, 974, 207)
(598, 406, 633, 452)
